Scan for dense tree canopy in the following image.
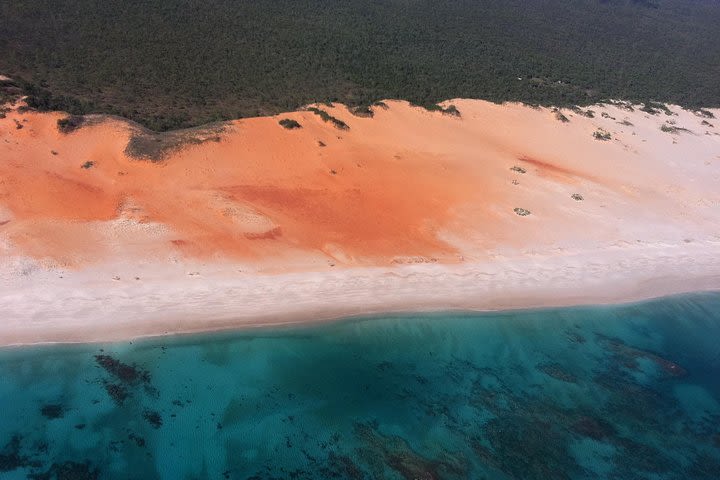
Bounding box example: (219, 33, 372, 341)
(1, 0, 718, 130)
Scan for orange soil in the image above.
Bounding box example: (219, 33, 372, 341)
(1, 100, 718, 268)
(1, 105, 490, 266)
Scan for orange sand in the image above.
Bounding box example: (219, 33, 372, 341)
(1, 105, 496, 265)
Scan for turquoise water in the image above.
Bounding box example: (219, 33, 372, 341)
(1, 294, 720, 479)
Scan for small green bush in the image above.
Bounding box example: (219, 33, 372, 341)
(593, 128, 611, 141)
(660, 123, 690, 134)
(350, 106, 374, 118)
(279, 118, 302, 129)
(57, 115, 85, 133)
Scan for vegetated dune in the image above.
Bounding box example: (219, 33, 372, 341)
(1, 97, 720, 344)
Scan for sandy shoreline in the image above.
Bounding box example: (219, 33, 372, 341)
(2, 239, 720, 347)
(2, 98, 720, 347)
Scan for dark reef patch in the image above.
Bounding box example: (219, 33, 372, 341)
(95, 354, 150, 384)
(40, 404, 64, 420)
(537, 362, 578, 383)
(28, 461, 100, 480)
(142, 410, 163, 429)
(0, 435, 33, 473)
(571, 416, 616, 440)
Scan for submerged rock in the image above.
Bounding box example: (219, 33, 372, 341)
(28, 460, 99, 480)
(40, 404, 64, 420)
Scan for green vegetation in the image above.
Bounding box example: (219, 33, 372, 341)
(660, 122, 691, 134)
(278, 118, 302, 129)
(307, 107, 349, 130)
(0, 79, 21, 110)
(57, 115, 85, 134)
(417, 103, 461, 117)
(640, 101, 674, 116)
(571, 106, 595, 118)
(441, 105, 461, 117)
(124, 122, 226, 161)
(694, 109, 715, 119)
(604, 99, 635, 112)
(350, 106, 374, 118)
(553, 109, 570, 123)
(1, 0, 719, 131)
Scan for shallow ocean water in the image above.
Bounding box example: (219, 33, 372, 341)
(1, 293, 719, 479)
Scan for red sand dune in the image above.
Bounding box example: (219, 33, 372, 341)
(1, 99, 719, 270)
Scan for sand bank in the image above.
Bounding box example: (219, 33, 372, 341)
(1, 99, 719, 345)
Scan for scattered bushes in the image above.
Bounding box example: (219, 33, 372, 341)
(571, 106, 594, 118)
(307, 107, 349, 130)
(421, 103, 461, 117)
(81, 161, 95, 169)
(640, 102, 673, 116)
(514, 208, 531, 216)
(571, 193, 584, 201)
(693, 109, 715, 119)
(510, 166, 527, 174)
(554, 109, 570, 123)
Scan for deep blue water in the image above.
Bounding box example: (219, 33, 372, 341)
(1, 293, 720, 479)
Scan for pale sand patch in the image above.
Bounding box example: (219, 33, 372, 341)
(1, 240, 719, 347)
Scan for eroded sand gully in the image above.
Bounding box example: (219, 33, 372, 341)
(1, 99, 720, 345)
